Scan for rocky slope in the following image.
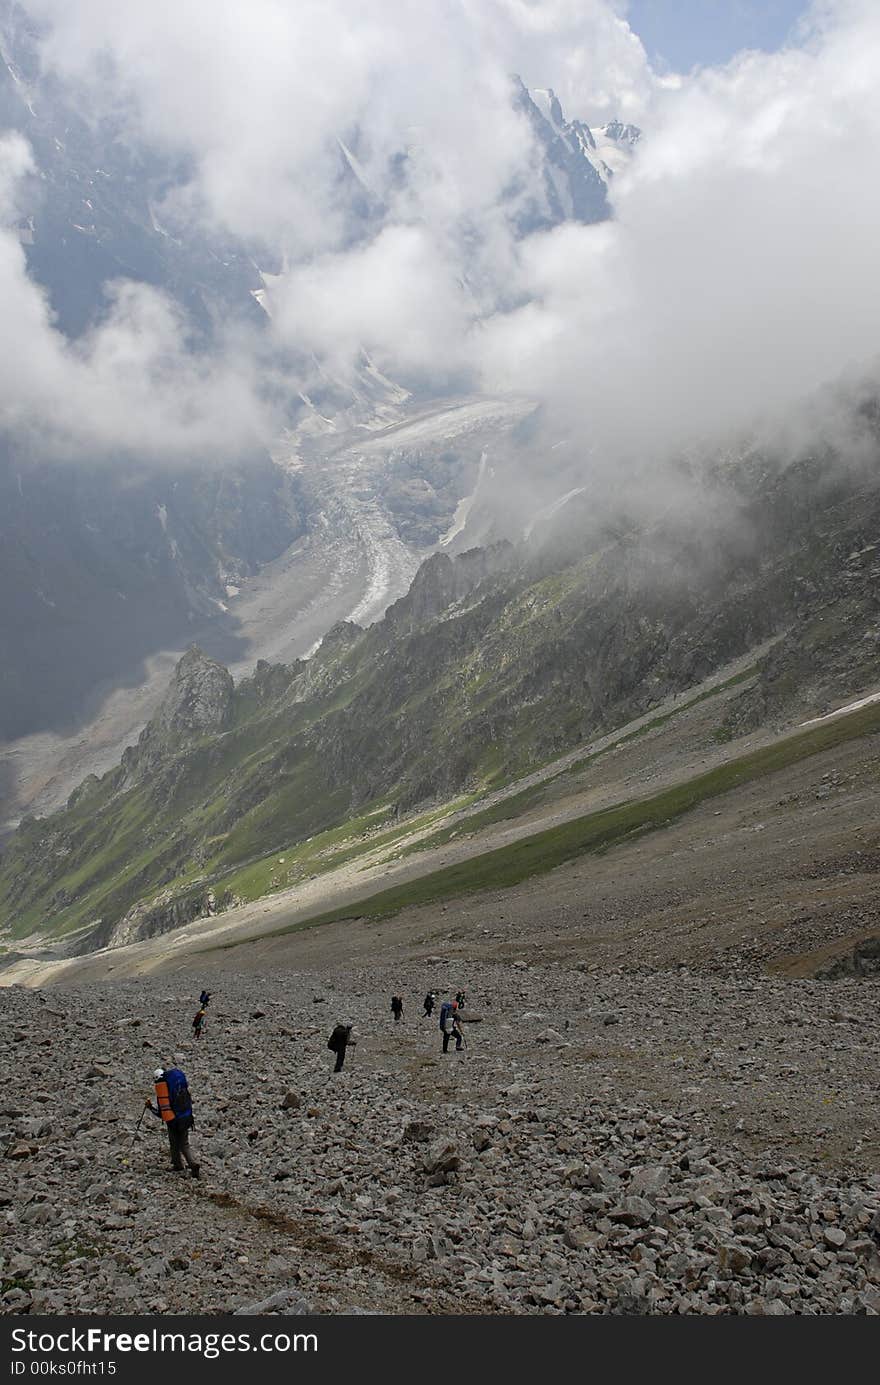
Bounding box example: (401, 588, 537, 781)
(1, 959, 878, 1315)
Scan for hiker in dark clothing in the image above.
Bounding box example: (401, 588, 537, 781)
(192, 1008, 206, 1040)
(199, 989, 211, 1008)
(455, 990, 467, 1011)
(328, 1023, 355, 1073)
(147, 1065, 200, 1177)
(391, 995, 404, 1024)
(423, 992, 435, 1017)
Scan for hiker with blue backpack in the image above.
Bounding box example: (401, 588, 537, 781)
(146, 1063, 200, 1177)
(439, 1000, 464, 1053)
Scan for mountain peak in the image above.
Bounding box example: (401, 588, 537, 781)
(156, 646, 234, 738)
(120, 645, 234, 782)
(598, 118, 641, 147)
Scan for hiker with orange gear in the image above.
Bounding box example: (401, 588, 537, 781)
(147, 1063, 200, 1177)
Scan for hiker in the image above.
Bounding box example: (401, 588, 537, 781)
(439, 1000, 463, 1052)
(423, 991, 435, 1018)
(455, 990, 467, 1011)
(199, 989, 211, 1008)
(327, 1022, 355, 1073)
(443, 1002, 465, 1052)
(192, 1007, 206, 1040)
(391, 995, 404, 1024)
(147, 1064, 200, 1177)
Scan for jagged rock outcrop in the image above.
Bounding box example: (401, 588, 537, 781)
(120, 647, 234, 784)
(385, 543, 515, 635)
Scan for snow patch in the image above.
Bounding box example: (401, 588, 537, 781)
(799, 691, 880, 726)
(523, 487, 586, 540)
(439, 451, 487, 548)
(337, 138, 376, 195)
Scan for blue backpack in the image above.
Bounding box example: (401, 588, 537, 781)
(164, 1067, 192, 1121)
(439, 1002, 453, 1030)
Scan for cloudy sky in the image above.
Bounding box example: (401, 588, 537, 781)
(1, 0, 878, 468)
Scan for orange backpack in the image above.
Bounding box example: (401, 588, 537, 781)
(154, 1078, 174, 1122)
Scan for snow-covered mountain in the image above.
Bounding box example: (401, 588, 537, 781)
(512, 78, 639, 232)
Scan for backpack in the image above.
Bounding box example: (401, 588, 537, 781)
(439, 1001, 452, 1030)
(164, 1067, 192, 1119)
(328, 1024, 347, 1051)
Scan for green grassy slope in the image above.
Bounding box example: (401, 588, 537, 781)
(242, 698, 880, 941)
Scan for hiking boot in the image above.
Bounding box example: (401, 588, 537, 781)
(190, 1164, 200, 1179)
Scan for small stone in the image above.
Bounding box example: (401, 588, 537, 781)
(718, 1245, 753, 1274)
(563, 1226, 594, 1250)
(424, 1140, 460, 1175)
(608, 1196, 654, 1228)
(402, 1121, 434, 1144)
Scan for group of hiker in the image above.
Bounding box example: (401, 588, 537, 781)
(389, 990, 469, 1049)
(143, 981, 470, 1175)
(191, 989, 211, 1040)
(421, 989, 467, 1049)
(142, 992, 211, 1174)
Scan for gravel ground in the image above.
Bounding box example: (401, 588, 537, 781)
(2, 955, 878, 1316)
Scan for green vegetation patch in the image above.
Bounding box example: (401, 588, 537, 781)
(246, 697, 880, 942)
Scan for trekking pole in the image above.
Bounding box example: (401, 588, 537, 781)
(122, 1102, 149, 1164)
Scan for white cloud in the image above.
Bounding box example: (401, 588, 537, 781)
(5, 0, 880, 471)
(477, 0, 880, 463)
(0, 142, 271, 459)
(270, 225, 473, 383)
(0, 131, 35, 218)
